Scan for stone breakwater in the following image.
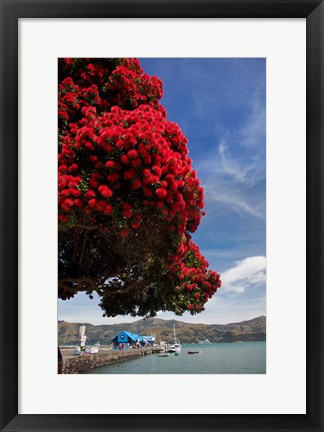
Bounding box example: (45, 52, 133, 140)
(61, 348, 156, 374)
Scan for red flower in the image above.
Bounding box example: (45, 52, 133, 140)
(74, 199, 84, 208)
(70, 189, 81, 197)
(106, 160, 117, 169)
(90, 155, 98, 163)
(132, 179, 141, 190)
(123, 169, 136, 180)
(64, 198, 74, 207)
(58, 214, 69, 223)
(104, 204, 113, 215)
(60, 189, 70, 198)
(68, 164, 79, 172)
(127, 149, 138, 159)
(155, 188, 167, 199)
(123, 209, 132, 219)
(85, 190, 96, 199)
(89, 178, 99, 188)
(98, 185, 113, 198)
(121, 155, 129, 164)
(122, 202, 132, 210)
(130, 158, 141, 168)
(152, 165, 162, 177)
(88, 199, 97, 208)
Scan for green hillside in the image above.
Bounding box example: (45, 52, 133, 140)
(58, 316, 266, 345)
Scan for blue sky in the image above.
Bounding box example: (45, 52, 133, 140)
(58, 58, 266, 325)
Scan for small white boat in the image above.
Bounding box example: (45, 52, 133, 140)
(198, 339, 211, 344)
(158, 352, 170, 357)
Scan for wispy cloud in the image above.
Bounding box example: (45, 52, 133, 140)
(220, 256, 266, 295)
(240, 91, 266, 148)
(218, 140, 251, 183)
(196, 91, 266, 220)
(198, 142, 264, 188)
(204, 185, 264, 219)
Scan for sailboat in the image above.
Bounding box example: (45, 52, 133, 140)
(170, 323, 181, 354)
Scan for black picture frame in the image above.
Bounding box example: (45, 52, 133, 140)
(1, 1, 323, 431)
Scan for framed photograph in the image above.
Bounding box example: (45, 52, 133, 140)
(1, 0, 323, 431)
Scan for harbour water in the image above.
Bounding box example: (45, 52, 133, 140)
(84, 341, 266, 374)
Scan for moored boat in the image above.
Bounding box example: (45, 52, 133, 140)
(198, 339, 211, 344)
(170, 323, 181, 353)
(158, 352, 171, 357)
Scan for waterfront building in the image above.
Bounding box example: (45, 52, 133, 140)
(111, 331, 155, 349)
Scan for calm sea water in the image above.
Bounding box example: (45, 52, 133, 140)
(85, 341, 266, 374)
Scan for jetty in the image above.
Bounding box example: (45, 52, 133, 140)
(60, 346, 161, 374)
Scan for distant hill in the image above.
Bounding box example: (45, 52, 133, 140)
(58, 316, 266, 345)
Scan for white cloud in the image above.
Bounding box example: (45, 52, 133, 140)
(221, 256, 266, 294)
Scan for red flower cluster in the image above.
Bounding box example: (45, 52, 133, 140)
(58, 58, 163, 123)
(59, 101, 205, 237)
(106, 65, 163, 109)
(168, 237, 221, 314)
(58, 58, 221, 314)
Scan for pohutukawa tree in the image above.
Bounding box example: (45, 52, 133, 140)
(58, 58, 221, 318)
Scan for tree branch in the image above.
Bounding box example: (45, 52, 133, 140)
(58, 277, 138, 296)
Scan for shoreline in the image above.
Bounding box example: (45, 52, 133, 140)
(61, 346, 158, 374)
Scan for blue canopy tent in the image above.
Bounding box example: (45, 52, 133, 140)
(111, 331, 154, 349)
